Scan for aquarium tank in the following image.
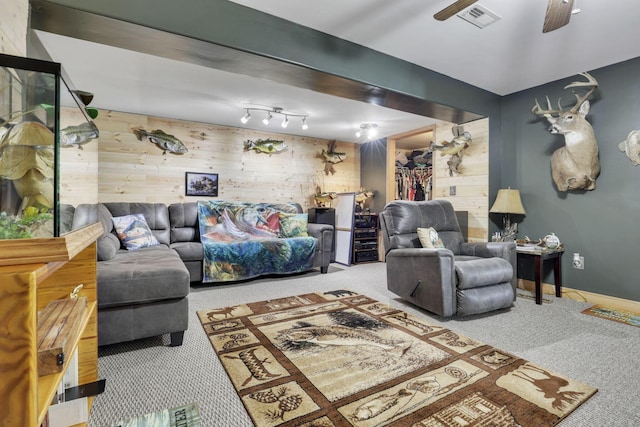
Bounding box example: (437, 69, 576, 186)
(0, 53, 94, 239)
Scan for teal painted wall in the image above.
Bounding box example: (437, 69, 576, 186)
(501, 57, 640, 301)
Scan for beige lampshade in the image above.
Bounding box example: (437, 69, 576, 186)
(490, 188, 526, 215)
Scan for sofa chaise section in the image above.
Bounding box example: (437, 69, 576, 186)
(73, 202, 190, 346)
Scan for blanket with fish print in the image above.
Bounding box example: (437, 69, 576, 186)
(198, 290, 597, 427)
(197, 200, 316, 282)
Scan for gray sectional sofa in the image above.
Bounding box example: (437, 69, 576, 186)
(67, 201, 333, 347)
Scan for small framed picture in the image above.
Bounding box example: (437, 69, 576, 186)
(185, 172, 218, 197)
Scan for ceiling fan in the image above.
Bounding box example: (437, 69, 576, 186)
(433, 0, 478, 21)
(542, 0, 575, 33)
(434, 0, 575, 33)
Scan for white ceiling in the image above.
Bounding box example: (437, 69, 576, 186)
(35, 0, 640, 144)
(231, 0, 640, 95)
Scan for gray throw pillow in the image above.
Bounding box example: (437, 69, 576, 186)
(97, 233, 120, 261)
(97, 203, 114, 234)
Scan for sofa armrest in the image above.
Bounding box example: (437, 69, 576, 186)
(459, 241, 517, 293)
(307, 223, 333, 272)
(307, 223, 333, 245)
(460, 241, 515, 260)
(385, 248, 457, 317)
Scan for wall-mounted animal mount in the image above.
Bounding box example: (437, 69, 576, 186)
(243, 138, 287, 154)
(532, 72, 600, 191)
(319, 140, 346, 175)
(618, 130, 640, 166)
(430, 125, 471, 176)
(60, 121, 99, 150)
(313, 186, 337, 207)
(355, 188, 374, 211)
(133, 128, 188, 154)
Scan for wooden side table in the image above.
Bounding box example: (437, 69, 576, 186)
(516, 247, 564, 305)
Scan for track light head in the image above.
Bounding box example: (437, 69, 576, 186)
(357, 123, 378, 140)
(242, 106, 308, 129)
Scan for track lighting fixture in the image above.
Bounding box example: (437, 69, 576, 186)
(356, 123, 378, 140)
(240, 106, 309, 131)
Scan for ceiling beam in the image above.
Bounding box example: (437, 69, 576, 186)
(30, 0, 484, 125)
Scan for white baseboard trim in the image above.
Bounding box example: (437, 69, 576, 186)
(518, 279, 640, 313)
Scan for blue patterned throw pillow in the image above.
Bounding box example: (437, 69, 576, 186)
(111, 214, 160, 250)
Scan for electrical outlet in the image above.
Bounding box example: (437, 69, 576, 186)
(573, 255, 584, 269)
(449, 186, 456, 196)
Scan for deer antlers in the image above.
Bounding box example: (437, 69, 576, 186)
(532, 72, 598, 117)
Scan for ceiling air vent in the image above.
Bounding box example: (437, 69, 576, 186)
(457, 4, 501, 29)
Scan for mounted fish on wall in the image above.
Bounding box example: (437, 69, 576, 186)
(60, 121, 99, 149)
(319, 140, 346, 175)
(56, 89, 100, 149)
(243, 138, 287, 154)
(313, 185, 337, 207)
(618, 130, 640, 166)
(133, 128, 188, 154)
(355, 188, 374, 212)
(430, 125, 472, 176)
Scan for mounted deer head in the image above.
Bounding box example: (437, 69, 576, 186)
(532, 72, 601, 191)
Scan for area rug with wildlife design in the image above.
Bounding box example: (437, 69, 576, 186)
(197, 290, 597, 427)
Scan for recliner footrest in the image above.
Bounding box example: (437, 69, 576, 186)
(455, 258, 513, 290)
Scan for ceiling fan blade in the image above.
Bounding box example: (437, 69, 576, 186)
(434, 0, 479, 21)
(542, 0, 573, 33)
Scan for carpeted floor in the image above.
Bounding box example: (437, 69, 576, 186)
(88, 263, 640, 426)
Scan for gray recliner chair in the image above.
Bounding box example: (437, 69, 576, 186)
(380, 199, 516, 317)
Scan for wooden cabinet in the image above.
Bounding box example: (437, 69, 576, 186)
(352, 213, 379, 264)
(0, 223, 102, 427)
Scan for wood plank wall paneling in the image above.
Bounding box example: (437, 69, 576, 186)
(432, 118, 489, 242)
(59, 108, 361, 209)
(59, 109, 100, 205)
(0, 0, 28, 56)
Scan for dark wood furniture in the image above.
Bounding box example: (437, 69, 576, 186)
(516, 247, 564, 305)
(353, 212, 379, 264)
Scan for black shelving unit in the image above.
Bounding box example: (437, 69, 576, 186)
(352, 212, 379, 264)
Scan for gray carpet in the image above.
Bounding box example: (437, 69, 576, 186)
(88, 262, 640, 426)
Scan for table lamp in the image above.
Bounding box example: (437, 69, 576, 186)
(489, 188, 526, 241)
